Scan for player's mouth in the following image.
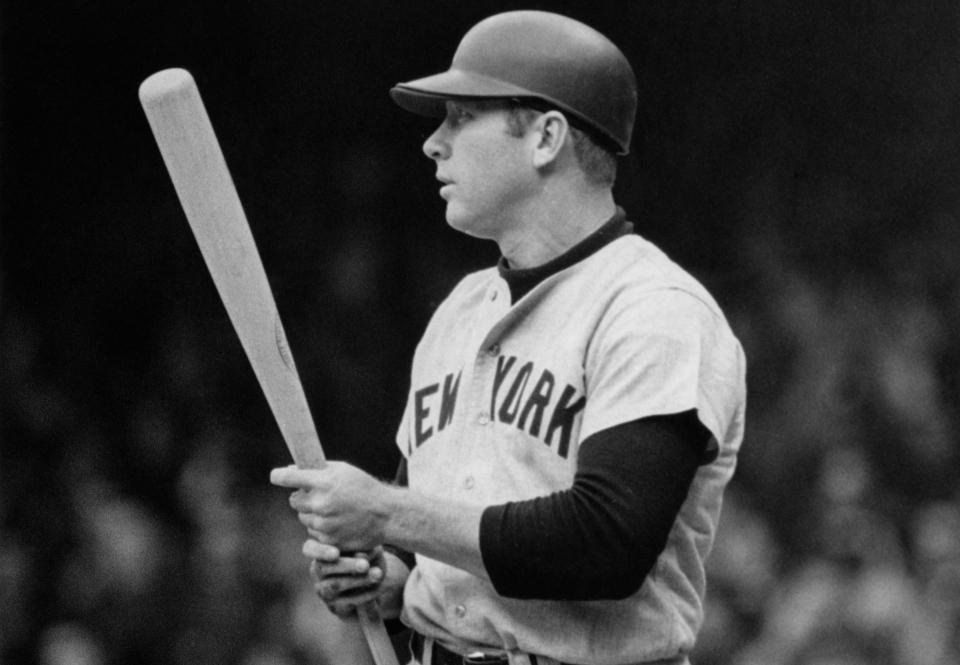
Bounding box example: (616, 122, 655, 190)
(437, 176, 455, 198)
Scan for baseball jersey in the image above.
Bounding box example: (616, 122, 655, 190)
(394, 227, 746, 664)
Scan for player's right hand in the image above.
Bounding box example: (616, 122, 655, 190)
(304, 541, 389, 617)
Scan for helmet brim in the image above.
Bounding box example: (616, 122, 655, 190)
(390, 69, 537, 117)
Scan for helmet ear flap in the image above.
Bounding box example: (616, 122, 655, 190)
(389, 10, 637, 155)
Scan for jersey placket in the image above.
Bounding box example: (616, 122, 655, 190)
(442, 277, 513, 629)
(461, 279, 512, 495)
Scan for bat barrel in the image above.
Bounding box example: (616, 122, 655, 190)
(139, 68, 326, 471)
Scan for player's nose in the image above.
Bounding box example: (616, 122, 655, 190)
(422, 124, 450, 161)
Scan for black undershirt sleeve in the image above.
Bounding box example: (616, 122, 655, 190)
(479, 410, 710, 601)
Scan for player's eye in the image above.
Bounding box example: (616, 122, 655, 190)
(445, 105, 472, 126)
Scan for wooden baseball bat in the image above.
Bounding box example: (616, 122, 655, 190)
(139, 68, 399, 665)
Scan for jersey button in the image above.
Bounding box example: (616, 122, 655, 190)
(486, 343, 500, 356)
(454, 605, 467, 618)
(463, 476, 475, 490)
(477, 412, 490, 426)
(489, 290, 498, 301)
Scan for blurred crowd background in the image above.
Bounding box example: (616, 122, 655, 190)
(3, 1, 960, 664)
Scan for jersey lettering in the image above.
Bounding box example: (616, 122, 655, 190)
(414, 383, 439, 447)
(438, 371, 461, 432)
(545, 385, 586, 458)
(490, 355, 517, 418)
(498, 361, 533, 424)
(517, 369, 555, 436)
(411, 355, 584, 458)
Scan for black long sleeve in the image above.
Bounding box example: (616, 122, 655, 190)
(479, 410, 709, 600)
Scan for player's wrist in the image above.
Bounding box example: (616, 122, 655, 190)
(379, 484, 411, 546)
(379, 485, 448, 557)
(378, 489, 489, 580)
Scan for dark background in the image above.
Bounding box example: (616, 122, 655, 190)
(3, 1, 960, 664)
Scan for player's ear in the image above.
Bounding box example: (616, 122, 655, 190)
(531, 111, 569, 169)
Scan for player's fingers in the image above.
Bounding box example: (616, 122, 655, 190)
(358, 546, 386, 568)
(318, 576, 385, 605)
(312, 556, 373, 577)
(327, 600, 383, 623)
(289, 488, 325, 513)
(271, 466, 332, 492)
(326, 598, 370, 617)
(288, 489, 305, 510)
(269, 465, 304, 487)
(306, 527, 335, 544)
(297, 511, 326, 532)
(326, 591, 382, 616)
(353, 548, 379, 562)
(302, 539, 340, 562)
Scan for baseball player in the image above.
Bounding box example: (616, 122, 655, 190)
(271, 10, 746, 665)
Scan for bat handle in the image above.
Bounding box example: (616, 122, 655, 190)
(358, 602, 400, 665)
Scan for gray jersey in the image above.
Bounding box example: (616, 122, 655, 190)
(396, 233, 746, 664)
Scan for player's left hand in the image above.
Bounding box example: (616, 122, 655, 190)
(305, 543, 408, 619)
(270, 462, 390, 552)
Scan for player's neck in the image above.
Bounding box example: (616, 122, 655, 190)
(498, 183, 616, 270)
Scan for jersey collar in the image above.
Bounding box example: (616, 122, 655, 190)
(497, 207, 633, 302)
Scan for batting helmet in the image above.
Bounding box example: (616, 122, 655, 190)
(390, 11, 638, 155)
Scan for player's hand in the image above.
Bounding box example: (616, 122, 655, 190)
(304, 541, 409, 619)
(307, 542, 386, 616)
(270, 462, 392, 552)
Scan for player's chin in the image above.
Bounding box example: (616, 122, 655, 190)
(442, 201, 463, 227)
(444, 207, 489, 239)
